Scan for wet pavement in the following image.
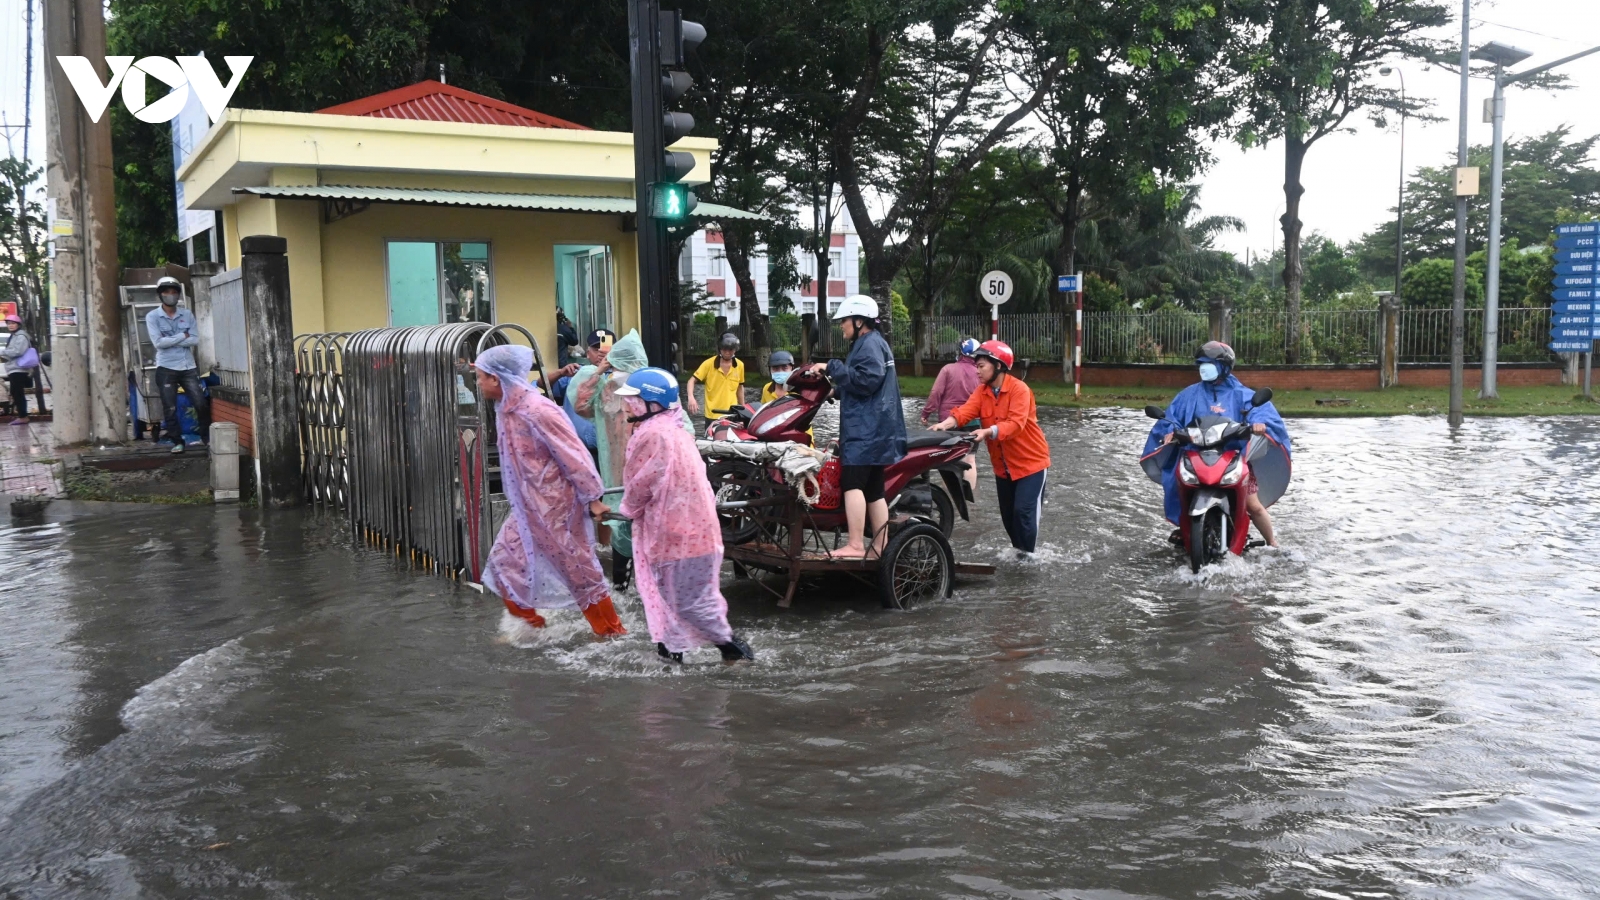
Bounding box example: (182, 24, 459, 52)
(1, 408, 1598, 898)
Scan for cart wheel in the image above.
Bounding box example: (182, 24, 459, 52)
(707, 460, 769, 545)
(878, 522, 953, 610)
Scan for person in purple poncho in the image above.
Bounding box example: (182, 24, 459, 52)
(473, 344, 626, 637)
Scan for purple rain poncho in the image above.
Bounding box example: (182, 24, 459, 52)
(620, 407, 734, 653)
(478, 345, 609, 613)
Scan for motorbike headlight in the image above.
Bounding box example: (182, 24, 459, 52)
(1219, 457, 1245, 486)
(1178, 455, 1199, 485)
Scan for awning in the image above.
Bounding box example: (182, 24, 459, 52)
(231, 184, 763, 222)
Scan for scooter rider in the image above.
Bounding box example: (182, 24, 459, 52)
(1144, 341, 1290, 547)
(928, 340, 1051, 555)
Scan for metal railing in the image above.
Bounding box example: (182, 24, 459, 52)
(295, 322, 552, 582)
(210, 267, 251, 391)
(685, 306, 1562, 367)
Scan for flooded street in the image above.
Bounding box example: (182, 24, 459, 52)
(2, 408, 1599, 898)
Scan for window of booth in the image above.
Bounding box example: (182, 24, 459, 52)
(385, 240, 493, 327)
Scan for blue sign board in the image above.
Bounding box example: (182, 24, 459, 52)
(1554, 261, 1597, 276)
(1556, 249, 1598, 262)
(1553, 287, 1597, 301)
(1556, 234, 1597, 250)
(1549, 223, 1599, 350)
(1057, 274, 1081, 292)
(1552, 299, 1593, 315)
(1557, 222, 1599, 235)
(1553, 274, 1595, 288)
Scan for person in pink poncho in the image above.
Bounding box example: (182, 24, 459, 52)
(473, 344, 626, 637)
(615, 367, 754, 663)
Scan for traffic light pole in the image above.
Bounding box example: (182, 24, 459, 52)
(628, 0, 675, 373)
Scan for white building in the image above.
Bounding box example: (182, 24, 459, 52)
(677, 210, 861, 323)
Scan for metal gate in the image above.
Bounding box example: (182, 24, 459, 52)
(295, 322, 550, 582)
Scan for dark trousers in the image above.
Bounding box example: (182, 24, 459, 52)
(994, 468, 1047, 553)
(155, 367, 210, 442)
(5, 372, 31, 417)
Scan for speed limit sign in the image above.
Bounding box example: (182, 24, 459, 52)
(980, 270, 1014, 305)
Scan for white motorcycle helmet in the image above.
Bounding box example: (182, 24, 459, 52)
(831, 294, 879, 321)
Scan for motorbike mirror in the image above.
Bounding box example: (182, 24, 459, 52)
(1144, 405, 1166, 420)
(1251, 387, 1273, 407)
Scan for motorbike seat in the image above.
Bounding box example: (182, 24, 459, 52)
(906, 431, 957, 449)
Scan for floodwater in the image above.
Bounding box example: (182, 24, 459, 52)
(2, 408, 1598, 899)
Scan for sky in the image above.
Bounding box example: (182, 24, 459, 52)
(0, 0, 1594, 262)
(1201, 0, 1600, 260)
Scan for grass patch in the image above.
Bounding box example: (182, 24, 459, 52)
(897, 376, 1600, 418)
(63, 468, 213, 505)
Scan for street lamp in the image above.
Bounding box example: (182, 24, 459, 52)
(1471, 40, 1532, 399)
(1473, 39, 1600, 398)
(1378, 66, 1407, 310)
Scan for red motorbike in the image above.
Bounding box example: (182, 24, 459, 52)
(1140, 388, 1291, 573)
(704, 369, 975, 542)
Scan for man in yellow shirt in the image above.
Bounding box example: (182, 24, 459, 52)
(687, 332, 745, 423)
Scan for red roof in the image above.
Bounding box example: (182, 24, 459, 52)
(316, 81, 589, 130)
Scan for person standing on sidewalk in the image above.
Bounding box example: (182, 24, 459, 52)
(473, 344, 626, 639)
(144, 277, 209, 453)
(928, 340, 1051, 555)
(2, 314, 36, 425)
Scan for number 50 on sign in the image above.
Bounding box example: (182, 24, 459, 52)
(981, 270, 1013, 305)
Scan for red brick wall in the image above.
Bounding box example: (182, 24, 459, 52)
(212, 396, 255, 454)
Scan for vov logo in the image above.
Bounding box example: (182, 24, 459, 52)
(56, 56, 252, 124)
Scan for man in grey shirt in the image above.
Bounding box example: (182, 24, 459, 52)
(144, 276, 209, 453)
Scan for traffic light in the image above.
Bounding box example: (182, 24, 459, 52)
(629, 0, 705, 371)
(655, 9, 703, 219)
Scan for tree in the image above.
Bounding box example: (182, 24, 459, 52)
(1350, 128, 1600, 285)
(1012, 0, 1232, 325)
(1301, 233, 1361, 304)
(0, 159, 47, 341)
(1402, 256, 1481, 309)
(1231, 0, 1448, 361)
(832, 1, 1073, 338)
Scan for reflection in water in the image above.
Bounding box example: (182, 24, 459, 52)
(0, 411, 1597, 898)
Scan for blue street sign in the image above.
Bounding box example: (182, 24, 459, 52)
(1057, 274, 1081, 292)
(1554, 261, 1597, 276)
(1553, 287, 1597, 301)
(1553, 274, 1595, 288)
(1550, 341, 1593, 352)
(1556, 233, 1598, 250)
(1557, 222, 1599, 235)
(1555, 248, 1598, 262)
(1553, 300, 1594, 316)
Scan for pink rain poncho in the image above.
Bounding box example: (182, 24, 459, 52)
(619, 408, 734, 653)
(478, 344, 610, 614)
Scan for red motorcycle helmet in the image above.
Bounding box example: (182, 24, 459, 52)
(973, 340, 1014, 371)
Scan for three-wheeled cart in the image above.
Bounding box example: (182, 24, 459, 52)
(702, 442, 994, 609)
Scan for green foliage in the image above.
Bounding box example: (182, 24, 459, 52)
(1401, 258, 1483, 310)
(1467, 240, 1555, 308)
(1301, 234, 1361, 304)
(1083, 272, 1127, 312)
(0, 158, 46, 333)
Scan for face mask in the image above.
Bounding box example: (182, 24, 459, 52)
(770, 370, 791, 385)
(1198, 362, 1220, 383)
(622, 396, 648, 419)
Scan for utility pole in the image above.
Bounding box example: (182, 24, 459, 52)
(42, 0, 125, 444)
(1476, 41, 1600, 398)
(1447, 0, 1470, 428)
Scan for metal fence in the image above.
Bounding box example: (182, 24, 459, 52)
(295, 322, 551, 582)
(684, 306, 1562, 367)
(210, 267, 251, 391)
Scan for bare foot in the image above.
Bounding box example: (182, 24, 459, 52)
(830, 544, 871, 559)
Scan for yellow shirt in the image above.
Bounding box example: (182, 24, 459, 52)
(694, 356, 745, 419)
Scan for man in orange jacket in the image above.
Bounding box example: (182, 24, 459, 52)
(929, 340, 1051, 554)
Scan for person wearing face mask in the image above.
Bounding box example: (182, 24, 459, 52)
(758, 350, 813, 441)
(472, 344, 627, 638)
(616, 367, 754, 664)
(1142, 341, 1290, 547)
(144, 276, 209, 452)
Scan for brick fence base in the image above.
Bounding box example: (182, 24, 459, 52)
(212, 392, 255, 454)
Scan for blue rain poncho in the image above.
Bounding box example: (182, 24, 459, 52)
(1142, 371, 1292, 525)
(825, 328, 907, 466)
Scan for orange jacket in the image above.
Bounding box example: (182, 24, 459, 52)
(947, 374, 1051, 480)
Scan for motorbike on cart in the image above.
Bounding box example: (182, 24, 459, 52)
(703, 369, 974, 542)
(1140, 387, 1291, 573)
